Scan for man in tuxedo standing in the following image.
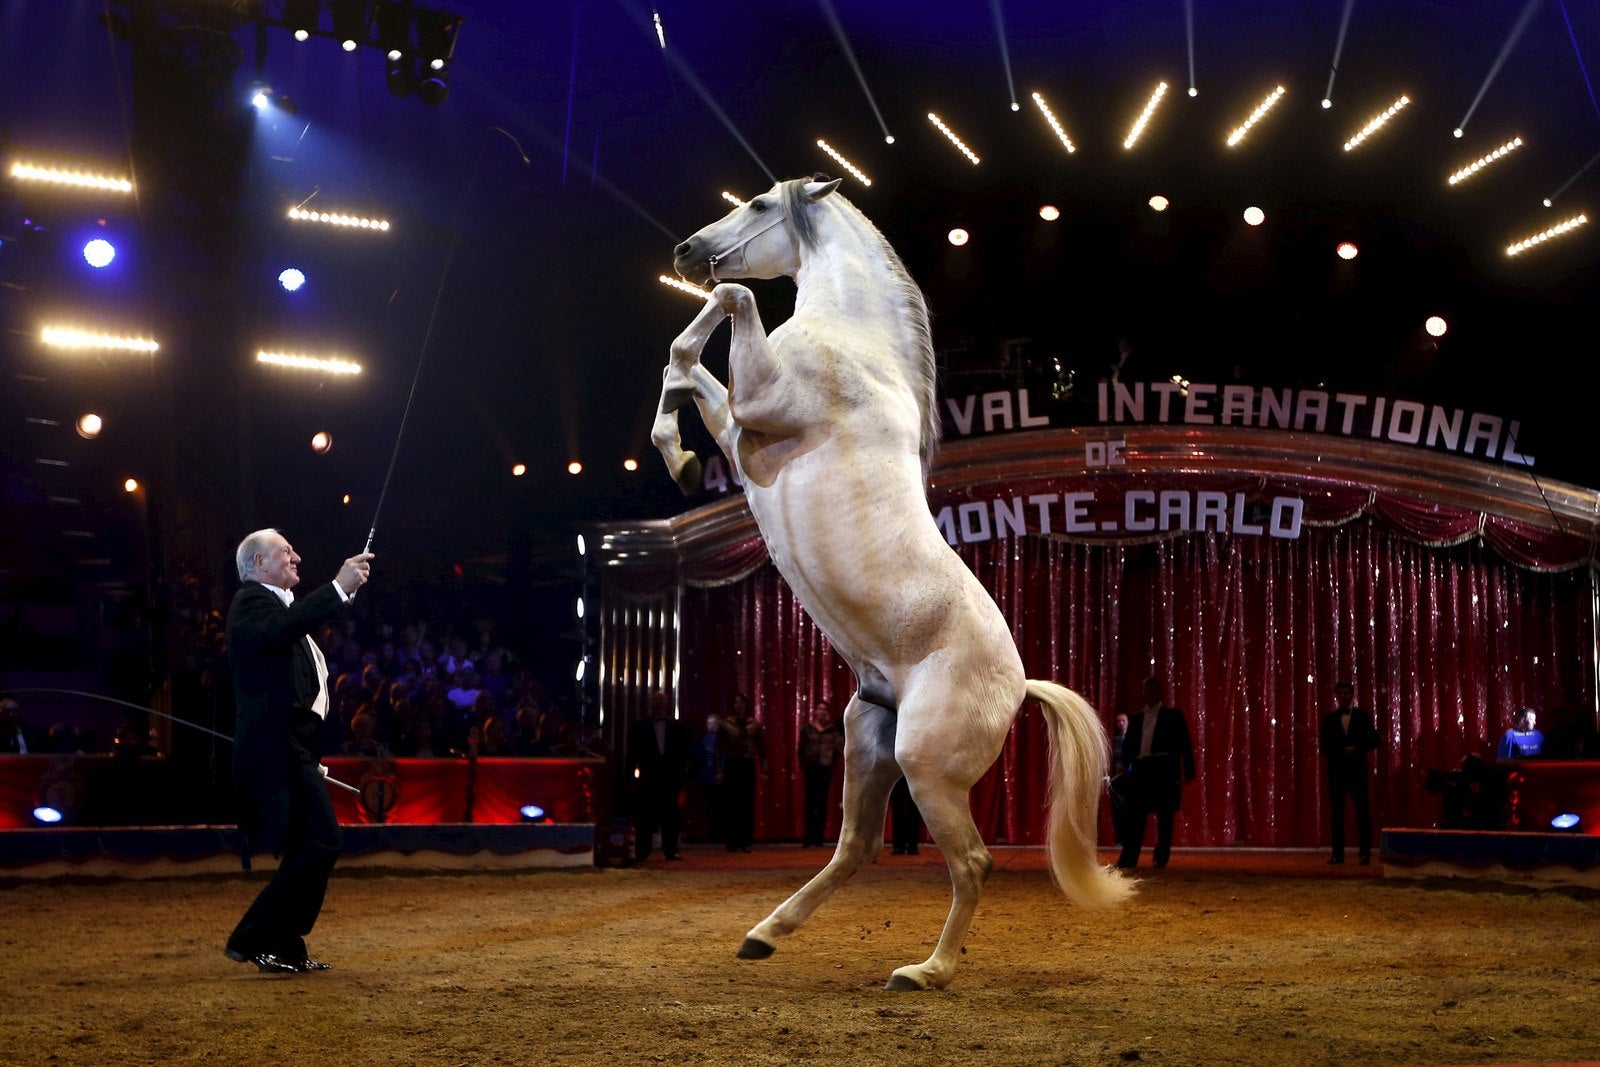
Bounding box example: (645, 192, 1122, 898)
(626, 689, 693, 861)
(224, 529, 372, 974)
(1117, 676, 1196, 869)
(1321, 680, 1379, 865)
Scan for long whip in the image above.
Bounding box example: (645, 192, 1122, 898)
(2, 688, 360, 795)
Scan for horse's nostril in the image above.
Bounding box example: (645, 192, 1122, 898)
(673, 240, 693, 258)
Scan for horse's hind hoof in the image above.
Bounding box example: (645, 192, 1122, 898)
(674, 452, 704, 496)
(736, 937, 775, 960)
(884, 974, 927, 992)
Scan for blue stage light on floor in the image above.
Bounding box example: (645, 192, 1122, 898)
(278, 267, 306, 291)
(32, 806, 63, 824)
(83, 238, 116, 268)
(520, 804, 546, 822)
(1550, 812, 1581, 831)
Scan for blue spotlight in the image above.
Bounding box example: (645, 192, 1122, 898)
(278, 267, 307, 292)
(519, 804, 546, 822)
(1551, 812, 1582, 831)
(252, 89, 271, 110)
(83, 238, 116, 268)
(32, 805, 63, 824)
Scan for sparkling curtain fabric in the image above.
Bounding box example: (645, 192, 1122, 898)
(675, 518, 1595, 847)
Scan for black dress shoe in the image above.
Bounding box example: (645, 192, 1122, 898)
(225, 948, 301, 975)
(296, 957, 333, 972)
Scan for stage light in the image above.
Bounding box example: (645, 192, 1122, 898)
(418, 73, 450, 106)
(82, 238, 116, 268)
(287, 206, 391, 231)
(1321, 98, 1332, 109)
(721, 191, 744, 206)
(415, 10, 461, 71)
(1424, 316, 1448, 338)
(1551, 812, 1582, 831)
(1030, 92, 1076, 154)
(653, 7, 665, 49)
(1506, 213, 1588, 256)
(1187, 87, 1198, 98)
(519, 804, 546, 822)
(815, 139, 871, 186)
(278, 267, 306, 291)
(256, 351, 362, 375)
(331, 0, 366, 51)
(1243, 206, 1265, 226)
(76, 413, 102, 439)
(575, 658, 588, 683)
(123, 478, 139, 493)
(311, 431, 333, 453)
(884, 135, 895, 145)
(342, 493, 351, 505)
(1226, 85, 1286, 147)
(32, 806, 63, 825)
(1343, 94, 1410, 152)
(9, 161, 132, 193)
(623, 458, 639, 471)
(567, 461, 583, 475)
(927, 113, 981, 165)
(386, 56, 418, 97)
(284, 0, 318, 38)
(1336, 241, 1358, 260)
(1123, 81, 1169, 150)
(251, 88, 272, 110)
(41, 327, 158, 353)
(659, 274, 708, 299)
(1447, 137, 1524, 186)
(1148, 195, 1169, 212)
(947, 228, 969, 246)
(575, 596, 585, 619)
(1010, 101, 1020, 112)
(1039, 205, 1059, 221)
(576, 533, 587, 555)
(512, 462, 526, 477)
(1453, 127, 1464, 139)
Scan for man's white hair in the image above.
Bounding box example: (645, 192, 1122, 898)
(235, 528, 282, 581)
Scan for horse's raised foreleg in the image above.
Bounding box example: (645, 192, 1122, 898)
(651, 289, 739, 494)
(738, 695, 900, 959)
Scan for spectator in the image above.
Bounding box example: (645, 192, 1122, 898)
(1117, 675, 1196, 870)
(688, 713, 723, 843)
(0, 696, 35, 754)
(798, 699, 844, 848)
(718, 692, 766, 853)
(1497, 707, 1544, 759)
(1320, 680, 1379, 866)
(625, 690, 692, 861)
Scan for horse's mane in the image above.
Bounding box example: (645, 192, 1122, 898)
(780, 177, 942, 476)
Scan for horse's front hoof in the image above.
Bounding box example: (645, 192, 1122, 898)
(884, 973, 927, 992)
(674, 452, 704, 496)
(736, 937, 775, 960)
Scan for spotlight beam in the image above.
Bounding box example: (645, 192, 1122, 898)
(1184, 0, 1196, 93)
(1456, 0, 1540, 134)
(1324, 0, 1356, 104)
(1547, 144, 1600, 203)
(988, 0, 1017, 109)
(1556, 0, 1600, 126)
(818, 0, 894, 144)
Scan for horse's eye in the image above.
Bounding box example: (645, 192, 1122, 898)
(750, 200, 769, 213)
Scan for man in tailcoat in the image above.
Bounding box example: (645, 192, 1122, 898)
(224, 528, 371, 974)
(1320, 680, 1379, 864)
(1117, 676, 1197, 869)
(626, 689, 694, 861)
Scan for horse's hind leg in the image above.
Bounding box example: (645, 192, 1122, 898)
(739, 695, 899, 958)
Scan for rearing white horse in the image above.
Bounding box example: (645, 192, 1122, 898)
(651, 176, 1132, 991)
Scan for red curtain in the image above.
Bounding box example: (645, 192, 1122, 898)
(677, 517, 1596, 848)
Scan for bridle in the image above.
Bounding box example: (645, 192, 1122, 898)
(706, 210, 787, 284)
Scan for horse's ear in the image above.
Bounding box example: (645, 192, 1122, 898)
(803, 177, 842, 202)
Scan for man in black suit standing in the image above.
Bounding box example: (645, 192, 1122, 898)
(1321, 680, 1379, 865)
(626, 689, 693, 861)
(224, 528, 371, 974)
(1117, 676, 1196, 869)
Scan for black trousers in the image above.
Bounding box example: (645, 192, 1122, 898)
(1117, 791, 1176, 868)
(890, 776, 922, 853)
(1329, 772, 1372, 859)
(229, 712, 342, 961)
(801, 762, 835, 846)
(633, 782, 683, 859)
(722, 758, 757, 850)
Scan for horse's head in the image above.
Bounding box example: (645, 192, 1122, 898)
(673, 176, 842, 284)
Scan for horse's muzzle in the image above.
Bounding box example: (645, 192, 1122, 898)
(673, 238, 712, 284)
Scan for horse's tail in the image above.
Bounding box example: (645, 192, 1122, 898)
(1026, 679, 1136, 909)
